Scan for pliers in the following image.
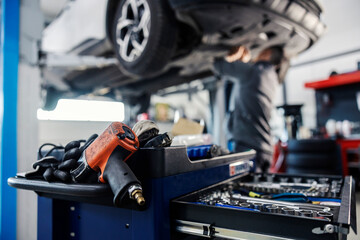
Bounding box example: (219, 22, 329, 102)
(236, 188, 309, 203)
(261, 193, 309, 202)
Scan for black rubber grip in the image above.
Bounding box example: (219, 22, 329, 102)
(103, 146, 140, 207)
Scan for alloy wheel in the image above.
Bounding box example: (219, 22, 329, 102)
(116, 0, 151, 62)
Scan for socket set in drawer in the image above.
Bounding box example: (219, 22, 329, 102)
(171, 173, 357, 240)
(236, 173, 342, 198)
(195, 187, 338, 222)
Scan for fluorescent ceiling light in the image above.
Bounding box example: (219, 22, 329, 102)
(37, 99, 124, 122)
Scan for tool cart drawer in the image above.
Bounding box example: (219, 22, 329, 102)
(171, 173, 357, 240)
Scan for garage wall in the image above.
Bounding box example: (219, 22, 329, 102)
(17, 1, 44, 239)
(38, 121, 111, 145)
(38, 90, 210, 145)
(17, 63, 40, 240)
(284, 0, 360, 129)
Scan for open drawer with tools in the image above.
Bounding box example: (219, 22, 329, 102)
(171, 173, 357, 240)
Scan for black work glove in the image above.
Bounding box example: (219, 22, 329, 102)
(143, 132, 172, 148)
(132, 120, 173, 148)
(132, 120, 159, 147)
(31, 134, 98, 183)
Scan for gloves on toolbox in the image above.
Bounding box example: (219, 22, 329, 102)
(19, 120, 226, 184)
(19, 120, 172, 183)
(18, 134, 98, 183)
(133, 120, 173, 147)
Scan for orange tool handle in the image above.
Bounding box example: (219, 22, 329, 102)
(85, 122, 139, 183)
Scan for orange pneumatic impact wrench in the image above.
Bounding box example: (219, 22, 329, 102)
(70, 122, 145, 206)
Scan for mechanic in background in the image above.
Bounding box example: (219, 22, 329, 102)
(213, 45, 284, 172)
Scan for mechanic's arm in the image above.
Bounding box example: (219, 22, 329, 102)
(213, 58, 252, 79)
(213, 46, 252, 78)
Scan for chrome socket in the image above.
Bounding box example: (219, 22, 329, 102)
(292, 177, 302, 183)
(266, 205, 279, 213)
(239, 203, 252, 208)
(253, 202, 264, 211)
(317, 211, 334, 221)
(298, 210, 314, 217)
(266, 175, 275, 182)
(281, 207, 296, 215)
(253, 174, 260, 183)
(280, 177, 288, 183)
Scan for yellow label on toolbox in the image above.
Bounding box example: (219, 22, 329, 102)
(229, 161, 251, 176)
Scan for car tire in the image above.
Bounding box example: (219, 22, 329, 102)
(112, 0, 177, 77)
(286, 153, 337, 168)
(287, 167, 339, 175)
(287, 139, 337, 153)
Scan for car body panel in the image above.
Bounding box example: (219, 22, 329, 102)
(41, 0, 108, 53)
(40, 0, 69, 23)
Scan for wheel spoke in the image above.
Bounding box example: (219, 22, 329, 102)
(119, 30, 132, 61)
(136, 8, 150, 38)
(129, 0, 139, 20)
(131, 38, 145, 53)
(136, 0, 147, 7)
(121, 1, 131, 20)
(116, 19, 134, 34)
(130, 48, 142, 59)
(136, 0, 147, 20)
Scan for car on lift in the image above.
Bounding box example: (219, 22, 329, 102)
(40, 0, 325, 110)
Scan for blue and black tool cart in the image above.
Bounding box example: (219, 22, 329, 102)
(8, 147, 357, 239)
(8, 147, 255, 240)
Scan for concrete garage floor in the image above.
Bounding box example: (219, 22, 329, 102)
(348, 192, 360, 240)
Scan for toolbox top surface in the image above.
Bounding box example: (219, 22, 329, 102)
(128, 146, 255, 178)
(8, 147, 255, 208)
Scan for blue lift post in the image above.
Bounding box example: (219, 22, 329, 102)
(0, 0, 20, 240)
